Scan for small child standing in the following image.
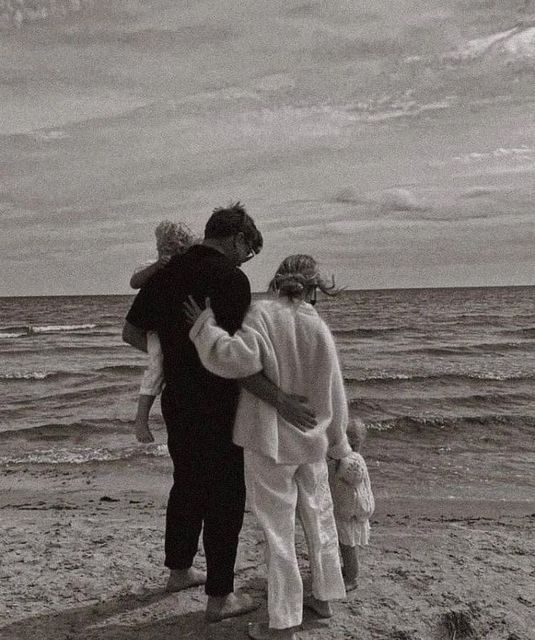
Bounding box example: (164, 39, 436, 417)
(130, 220, 195, 443)
(328, 418, 375, 590)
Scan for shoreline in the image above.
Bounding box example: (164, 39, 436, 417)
(2, 452, 534, 639)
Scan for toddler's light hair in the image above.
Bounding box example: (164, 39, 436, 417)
(155, 220, 196, 258)
(347, 418, 367, 452)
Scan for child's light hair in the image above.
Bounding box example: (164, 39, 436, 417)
(347, 418, 367, 452)
(155, 220, 196, 258)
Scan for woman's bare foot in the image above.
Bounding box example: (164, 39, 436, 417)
(165, 567, 206, 592)
(248, 622, 297, 639)
(303, 595, 333, 618)
(205, 591, 260, 622)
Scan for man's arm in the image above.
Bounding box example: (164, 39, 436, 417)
(122, 320, 148, 352)
(184, 297, 317, 431)
(239, 372, 317, 432)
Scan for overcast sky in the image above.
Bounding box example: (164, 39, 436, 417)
(1, 0, 534, 295)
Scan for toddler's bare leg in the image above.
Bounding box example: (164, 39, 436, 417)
(133, 394, 156, 442)
(340, 543, 359, 590)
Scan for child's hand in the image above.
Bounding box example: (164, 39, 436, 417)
(135, 424, 155, 443)
(157, 255, 172, 269)
(183, 295, 210, 325)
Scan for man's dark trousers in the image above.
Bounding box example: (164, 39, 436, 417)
(162, 392, 246, 597)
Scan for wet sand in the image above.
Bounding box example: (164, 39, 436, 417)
(1, 433, 534, 640)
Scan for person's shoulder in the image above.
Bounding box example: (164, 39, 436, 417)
(251, 297, 276, 311)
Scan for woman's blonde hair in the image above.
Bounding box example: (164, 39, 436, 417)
(268, 254, 338, 301)
(155, 220, 196, 258)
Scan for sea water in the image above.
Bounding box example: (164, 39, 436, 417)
(0, 287, 533, 466)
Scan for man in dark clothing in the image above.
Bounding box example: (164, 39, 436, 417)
(123, 203, 315, 622)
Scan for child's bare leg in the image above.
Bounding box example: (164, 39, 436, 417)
(340, 543, 359, 590)
(133, 394, 156, 442)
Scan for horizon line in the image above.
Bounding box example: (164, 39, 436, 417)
(1, 283, 533, 299)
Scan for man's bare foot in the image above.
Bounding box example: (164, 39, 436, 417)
(248, 622, 297, 640)
(134, 422, 154, 443)
(205, 591, 260, 622)
(303, 595, 333, 618)
(165, 568, 206, 592)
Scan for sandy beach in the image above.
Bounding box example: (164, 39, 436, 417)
(2, 425, 533, 640)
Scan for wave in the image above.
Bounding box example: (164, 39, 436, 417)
(0, 443, 169, 466)
(97, 364, 144, 375)
(0, 323, 98, 338)
(0, 0, 95, 30)
(0, 367, 138, 383)
(0, 344, 129, 357)
(500, 327, 535, 338)
(346, 372, 535, 385)
(443, 25, 535, 66)
(334, 326, 417, 338)
(0, 371, 78, 382)
(0, 419, 138, 442)
(400, 342, 533, 356)
(32, 323, 97, 334)
(365, 414, 535, 435)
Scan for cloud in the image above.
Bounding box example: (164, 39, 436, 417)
(332, 188, 370, 205)
(460, 187, 501, 199)
(378, 189, 428, 213)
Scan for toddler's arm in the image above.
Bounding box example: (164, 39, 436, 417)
(130, 256, 171, 289)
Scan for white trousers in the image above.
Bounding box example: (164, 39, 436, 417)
(244, 450, 346, 629)
(139, 331, 164, 396)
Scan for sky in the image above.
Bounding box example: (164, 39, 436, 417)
(1, 0, 534, 295)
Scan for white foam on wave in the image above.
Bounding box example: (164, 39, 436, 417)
(32, 130, 69, 142)
(32, 324, 97, 333)
(443, 25, 535, 64)
(0, 371, 51, 380)
(0, 0, 93, 30)
(0, 443, 169, 465)
(451, 145, 534, 165)
(0, 332, 26, 339)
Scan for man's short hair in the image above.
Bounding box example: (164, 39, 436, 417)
(204, 202, 263, 256)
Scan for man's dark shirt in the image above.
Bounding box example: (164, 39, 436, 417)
(126, 245, 251, 414)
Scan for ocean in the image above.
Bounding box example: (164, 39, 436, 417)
(0, 286, 534, 468)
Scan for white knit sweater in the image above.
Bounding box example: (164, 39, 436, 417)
(189, 297, 352, 464)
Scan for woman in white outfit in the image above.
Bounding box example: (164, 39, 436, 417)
(184, 255, 352, 640)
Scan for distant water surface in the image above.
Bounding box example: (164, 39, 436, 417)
(0, 286, 533, 465)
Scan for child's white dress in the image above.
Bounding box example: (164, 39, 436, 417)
(134, 261, 164, 397)
(328, 451, 375, 546)
(139, 331, 164, 396)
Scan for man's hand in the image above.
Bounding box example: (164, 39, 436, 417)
(183, 295, 210, 326)
(276, 392, 317, 432)
(157, 255, 172, 269)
